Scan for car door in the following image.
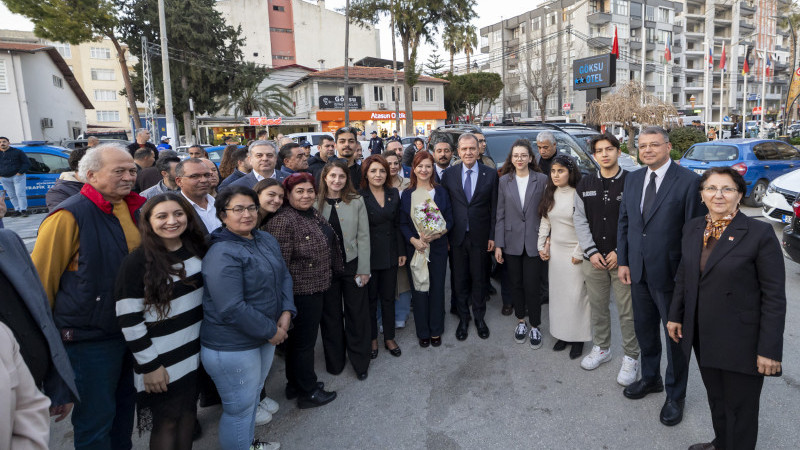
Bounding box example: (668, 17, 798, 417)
(23, 151, 71, 208)
(774, 142, 800, 177)
(751, 142, 782, 182)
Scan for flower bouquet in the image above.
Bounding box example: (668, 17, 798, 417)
(409, 197, 447, 292)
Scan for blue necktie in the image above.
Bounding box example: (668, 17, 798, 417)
(464, 169, 473, 203)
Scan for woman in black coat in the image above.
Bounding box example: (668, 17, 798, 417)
(667, 166, 785, 450)
(359, 155, 406, 358)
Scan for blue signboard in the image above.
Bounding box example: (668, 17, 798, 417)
(573, 54, 617, 91)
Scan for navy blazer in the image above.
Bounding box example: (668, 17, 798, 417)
(227, 170, 288, 191)
(669, 213, 785, 376)
(0, 229, 79, 406)
(617, 162, 706, 291)
(495, 171, 548, 257)
(399, 185, 453, 257)
(440, 162, 498, 247)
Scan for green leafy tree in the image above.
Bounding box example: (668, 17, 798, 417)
(669, 126, 707, 160)
(424, 51, 446, 76)
(117, 0, 261, 142)
(222, 84, 293, 119)
(444, 72, 503, 122)
(349, 0, 476, 135)
(3, 0, 142, 128)
(462, 25, 477, 73)
(442, 24, 462, 75)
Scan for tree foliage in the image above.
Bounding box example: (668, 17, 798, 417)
(221, 84, 293, 119)
(669, 126, 707, 159)
(424, 51, 446, 76)
(521, 34, 563, 122)
(349, 0, 476, 135)
(444, 72, 503, 121)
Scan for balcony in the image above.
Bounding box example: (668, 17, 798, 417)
(673, 24, 683, 34)
(684, 66, 704, 74)
(587, 36, 612, 49)
(588, 10, 612, 25)
(506, 94, 521, 103)
(686, 0, 704, 5)
(481, 45, 490, 54)
(740, 21, 755, 33)
(740, 3, 756, 15)
(684, 11, 705, 21)
(685, 30, 705, 41)
(684, 82, 704, 91)
(506, 74, 520, 85)
(684, 47, 704, 56)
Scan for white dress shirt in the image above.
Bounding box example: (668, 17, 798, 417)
(182, 192, 222, 233)
(640, 159, 671, 212)
(461, 162, 478, 197)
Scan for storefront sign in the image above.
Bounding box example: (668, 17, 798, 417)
(319, 96, 362, 109)
(316, 110, 447, 121)
(369, 112, 406, 120)
(573, 54, 616, 91)
(248, 117, 283, 126)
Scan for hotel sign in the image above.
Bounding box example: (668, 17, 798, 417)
(573, 54, 616, 91)
(319, 96, 362, 109)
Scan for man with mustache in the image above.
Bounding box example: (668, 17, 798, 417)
(176, 158, 222, 234)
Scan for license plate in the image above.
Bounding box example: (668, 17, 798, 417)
(782, 215, 793, 224)
(693, 169, 705, 175)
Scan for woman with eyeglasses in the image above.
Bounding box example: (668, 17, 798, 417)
(667, 167, 785, 450)
(200, 186, 296, 450)
(316, 160, 372, 380)
(264, 172, 340, 409)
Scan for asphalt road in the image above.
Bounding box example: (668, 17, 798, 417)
(4, 206, 799, 449)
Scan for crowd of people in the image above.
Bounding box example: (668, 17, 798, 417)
(0, 125, 787, 450)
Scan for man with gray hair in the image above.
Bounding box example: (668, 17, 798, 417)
(229, 140, 288, 190)
(536, 131, 559, 176)
(32, 143, 143, 449)
(126, 128, 159, 159)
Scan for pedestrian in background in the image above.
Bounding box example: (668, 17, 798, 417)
(0, 136, 31, 217)
(46, 147, 87, 211)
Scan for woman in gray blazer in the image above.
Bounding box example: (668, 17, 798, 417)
(316, 161, 372, 381)
(494, 139, 549, 349)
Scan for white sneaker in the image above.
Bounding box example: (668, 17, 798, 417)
(529, 327, 543, 349)
(395, 320, 406, 329)
(255, 405, 272, 426)
(513, 322, 529, 344)
(251, 440, 280, 450)
(580, 346, 612, 370)
(617, 355, 640, 386)
(259, 396, 279, 414)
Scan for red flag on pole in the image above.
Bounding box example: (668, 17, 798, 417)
(719, 42, 726, 71)
(742, 47, 750, 75)
(664, 36, 671, 63)
(611, 27, 619, 59)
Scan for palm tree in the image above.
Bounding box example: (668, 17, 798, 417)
(462, 25, 478, 73)
(223, 84, 293, 118)
(442, 24, 462, 75)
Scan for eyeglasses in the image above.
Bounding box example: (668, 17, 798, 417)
(511, 154, 530, 160)
(224, 205, 259, 215)
(477, 139, 486, 143)
(702, 186, 739, 196)
(185, 172, 213, 180)
(639, 142, 666, 150)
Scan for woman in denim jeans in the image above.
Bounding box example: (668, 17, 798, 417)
(200, 186, 296, 450)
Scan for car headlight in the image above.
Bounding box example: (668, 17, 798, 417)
(767, 183, 776, 194)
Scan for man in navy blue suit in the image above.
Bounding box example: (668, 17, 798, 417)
(617, 126, 706, 427)
(440, 133, 498, 341)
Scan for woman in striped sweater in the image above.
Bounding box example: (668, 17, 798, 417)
(115, 192, 208, 450)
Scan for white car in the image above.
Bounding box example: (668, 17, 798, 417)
(762, 168, 800, 223)
(286, 132, 335, 155)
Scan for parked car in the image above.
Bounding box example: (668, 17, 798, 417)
(60, 139, 129, 150)
(781, 193, 800, 262)
(762, 168, 800, 223)
(287, 132, 334, 155)
(428, 124, 599, 176)
(678, 139, 800, 207)
(2, 141, 71, 211)
(555, 123, 641, 172)
(205, 145, 245, 166)
(401, 136, 428, 148)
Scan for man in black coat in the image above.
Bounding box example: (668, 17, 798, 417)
(126, 129, 159, 160)
(440, 133, 498, 341)
(367, 131, 384, 155)
(617, 126, 706, 427)
(308, 135, 339, 182)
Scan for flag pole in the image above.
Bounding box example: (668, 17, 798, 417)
(704, 40, 710, 135)
(718, 42, 725, 136)
(743, 66, 748, 135)
(760, 49, 768, 135)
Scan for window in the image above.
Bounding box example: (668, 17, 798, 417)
(94, 89, 117, 101)
(0, 60, 7, 93)
(548, 13, 556, 26)
(775, 142, 800, 159)
(532, 17, 541, 31)
(425, 87, 435, 102)
(96, 110, 120, 122)
(91, 68, 115, 81)
(90, 47, 111, 59)
(657, 7, 671, 23)
(269, 27, 293, 33)
(272, 5, 285, 11)
(373, 85, 384, 102)
(26, 152, 70, 174)
(52, 75, 63, 88)
(614, 0, 629, 16)
(645, 5, 655, 21)
(658, 30, 672, 45)
(753, 143, 779, 160)
(631, 2, 642, 18)
(390, 86, 401, 102)
(412, 87, 419, 102)
(49, 42, 71, 58)
(617, 24, 630, 39)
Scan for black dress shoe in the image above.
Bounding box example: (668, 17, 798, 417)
(569, 342, 584, 359)
(384, 342, 402, 357)
(687, 443, 716, 450)
(357, 371, 368, 381)
(419, 338, 430, 348)
(501, 304, 513, 316)
(431, 336, 442, 347)
(456, 320, 469, 341)
(20, 209, 29, 217)
(297, 387, 337, 409)
(487, 284, 497, 295)
(370, 348, 379, 359)
(660, 398, 685, 426)
(552, 339, 568, 351)
(623, 377, 664, 400)
(475, 319, 490, 339)
(285, 381, 324, 400)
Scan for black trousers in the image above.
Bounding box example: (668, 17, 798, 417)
(368, 266, 398, 341)
(505, 249, 544, 326)
(409, 250, 447, 339)
(540, 260, 549, 303)
(452, 232, 488, 321)
(698, 365, 764, 450)
(447, 247, 459, 313)
(285, 293, 323, 394)
(320, 258, 371, 375)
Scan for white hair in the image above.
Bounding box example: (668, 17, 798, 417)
(78, 143, 131, 180)
(536, 131, 556, 145)
(248, 139, 277, 156)
(136, 128, 150, 137)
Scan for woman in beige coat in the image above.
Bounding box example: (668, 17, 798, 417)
(0, 322, 51, 450)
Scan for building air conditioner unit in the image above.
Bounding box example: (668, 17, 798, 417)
(378, 103, 386, 110)
(40, 118, 54, 129)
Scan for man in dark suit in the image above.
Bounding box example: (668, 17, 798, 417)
(432, 139, 454, 183)
(228, 140, 288, 190)
(617, 126, 706, 427)
(440, 133, 498, 341)
(367, 131, 384, 155)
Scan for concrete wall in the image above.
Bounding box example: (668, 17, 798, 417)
(0, 53, 28, 142)
(291, 79, 444, 117)
(19, 53, 86, 141)
(215, 0, 273, 67)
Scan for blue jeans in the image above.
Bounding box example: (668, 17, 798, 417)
(65, 338, 136, 450)
(0, 173, 27, 211)
(377, 291, 411, 324)
(201, 343, 276, 450)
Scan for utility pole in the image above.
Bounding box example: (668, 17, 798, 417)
(391, 0, 400, 132)
(640, 0, 647, 103)
(718, 42, 725, 133)
(157, 0, 177, 142)
(343, 0, 351, 126)
(141, 37, 159, 141)
(760, 48, 768, 135)
(704, 39, 710, 135)
(743, 52, 748, 136)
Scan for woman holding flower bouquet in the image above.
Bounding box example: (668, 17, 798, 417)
(317, 160, 373, 381)
(399, 152, 453, 348)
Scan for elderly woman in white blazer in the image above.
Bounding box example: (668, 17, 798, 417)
(494, 139, 549, 349)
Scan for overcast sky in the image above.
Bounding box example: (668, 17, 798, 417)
(0, 0, 539, 68)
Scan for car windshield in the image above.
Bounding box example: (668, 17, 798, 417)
(484, 130, 597, 175)
(683, 145, 739, 161)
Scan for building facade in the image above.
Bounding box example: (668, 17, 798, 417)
(0, 42, 92, 142)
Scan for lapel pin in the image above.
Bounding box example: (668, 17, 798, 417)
(728, 236, 735, 241)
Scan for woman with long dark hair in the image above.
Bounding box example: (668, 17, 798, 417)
(537, 154, 591, 360)
(316, 160, 372, 380)
(359, 155, 406, 358)
(255, 178, 285, 227)
(115, 193, 208, 450)
(218, 144, 241, 180)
